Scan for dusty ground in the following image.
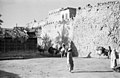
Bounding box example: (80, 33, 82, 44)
(0, 57, 120, 78)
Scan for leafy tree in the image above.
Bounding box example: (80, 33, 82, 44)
(0, 14, 3, 25)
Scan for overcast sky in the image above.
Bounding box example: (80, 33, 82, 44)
(0, 0, 115, 28)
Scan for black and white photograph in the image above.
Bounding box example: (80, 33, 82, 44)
(0, 0, 120, 78)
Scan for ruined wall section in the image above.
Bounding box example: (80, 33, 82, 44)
(48, 10, 62, 24)
(73, 1, 120, 57)
(38, 7, 76, 50)
(38, 20, 74, 50)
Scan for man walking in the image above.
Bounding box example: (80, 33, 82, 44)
(110, 49, 117, 71)
(67, 42, 74, 72)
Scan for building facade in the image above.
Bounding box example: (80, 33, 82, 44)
(47, 7, 76, 24)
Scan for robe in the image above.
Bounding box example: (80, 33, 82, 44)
(110, 49, 117, 69)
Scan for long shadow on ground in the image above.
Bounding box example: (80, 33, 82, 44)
(72, 70, 113, 73)
(0, 70, 21, 78)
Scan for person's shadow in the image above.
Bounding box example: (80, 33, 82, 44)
(0, 70, 21, 78)
(71, 41, 78, 57)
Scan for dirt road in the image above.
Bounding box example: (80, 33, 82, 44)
(0, 57, 120, 78)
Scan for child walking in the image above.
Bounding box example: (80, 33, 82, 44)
(67, 42, 74, 72)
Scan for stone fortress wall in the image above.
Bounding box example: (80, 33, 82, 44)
(38, 1, 120, 57)
(37, 7, 76, 50)
(73, 1, 120, 57)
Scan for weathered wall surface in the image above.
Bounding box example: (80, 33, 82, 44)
(38, 1, 120, 57)
(38, 20, 74, 50)
(73, 1, 120, 57)
(47, 11, 62, 23)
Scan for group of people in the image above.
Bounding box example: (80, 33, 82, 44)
(65, 44, 120, 73)
(52, 41, 120, 73)
(61, 42, 120, 73)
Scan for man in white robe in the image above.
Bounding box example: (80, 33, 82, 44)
(67, 42, 74, 72)
(110, 49, 117, 70)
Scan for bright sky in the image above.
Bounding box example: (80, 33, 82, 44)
(0, 0, 115, 28)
